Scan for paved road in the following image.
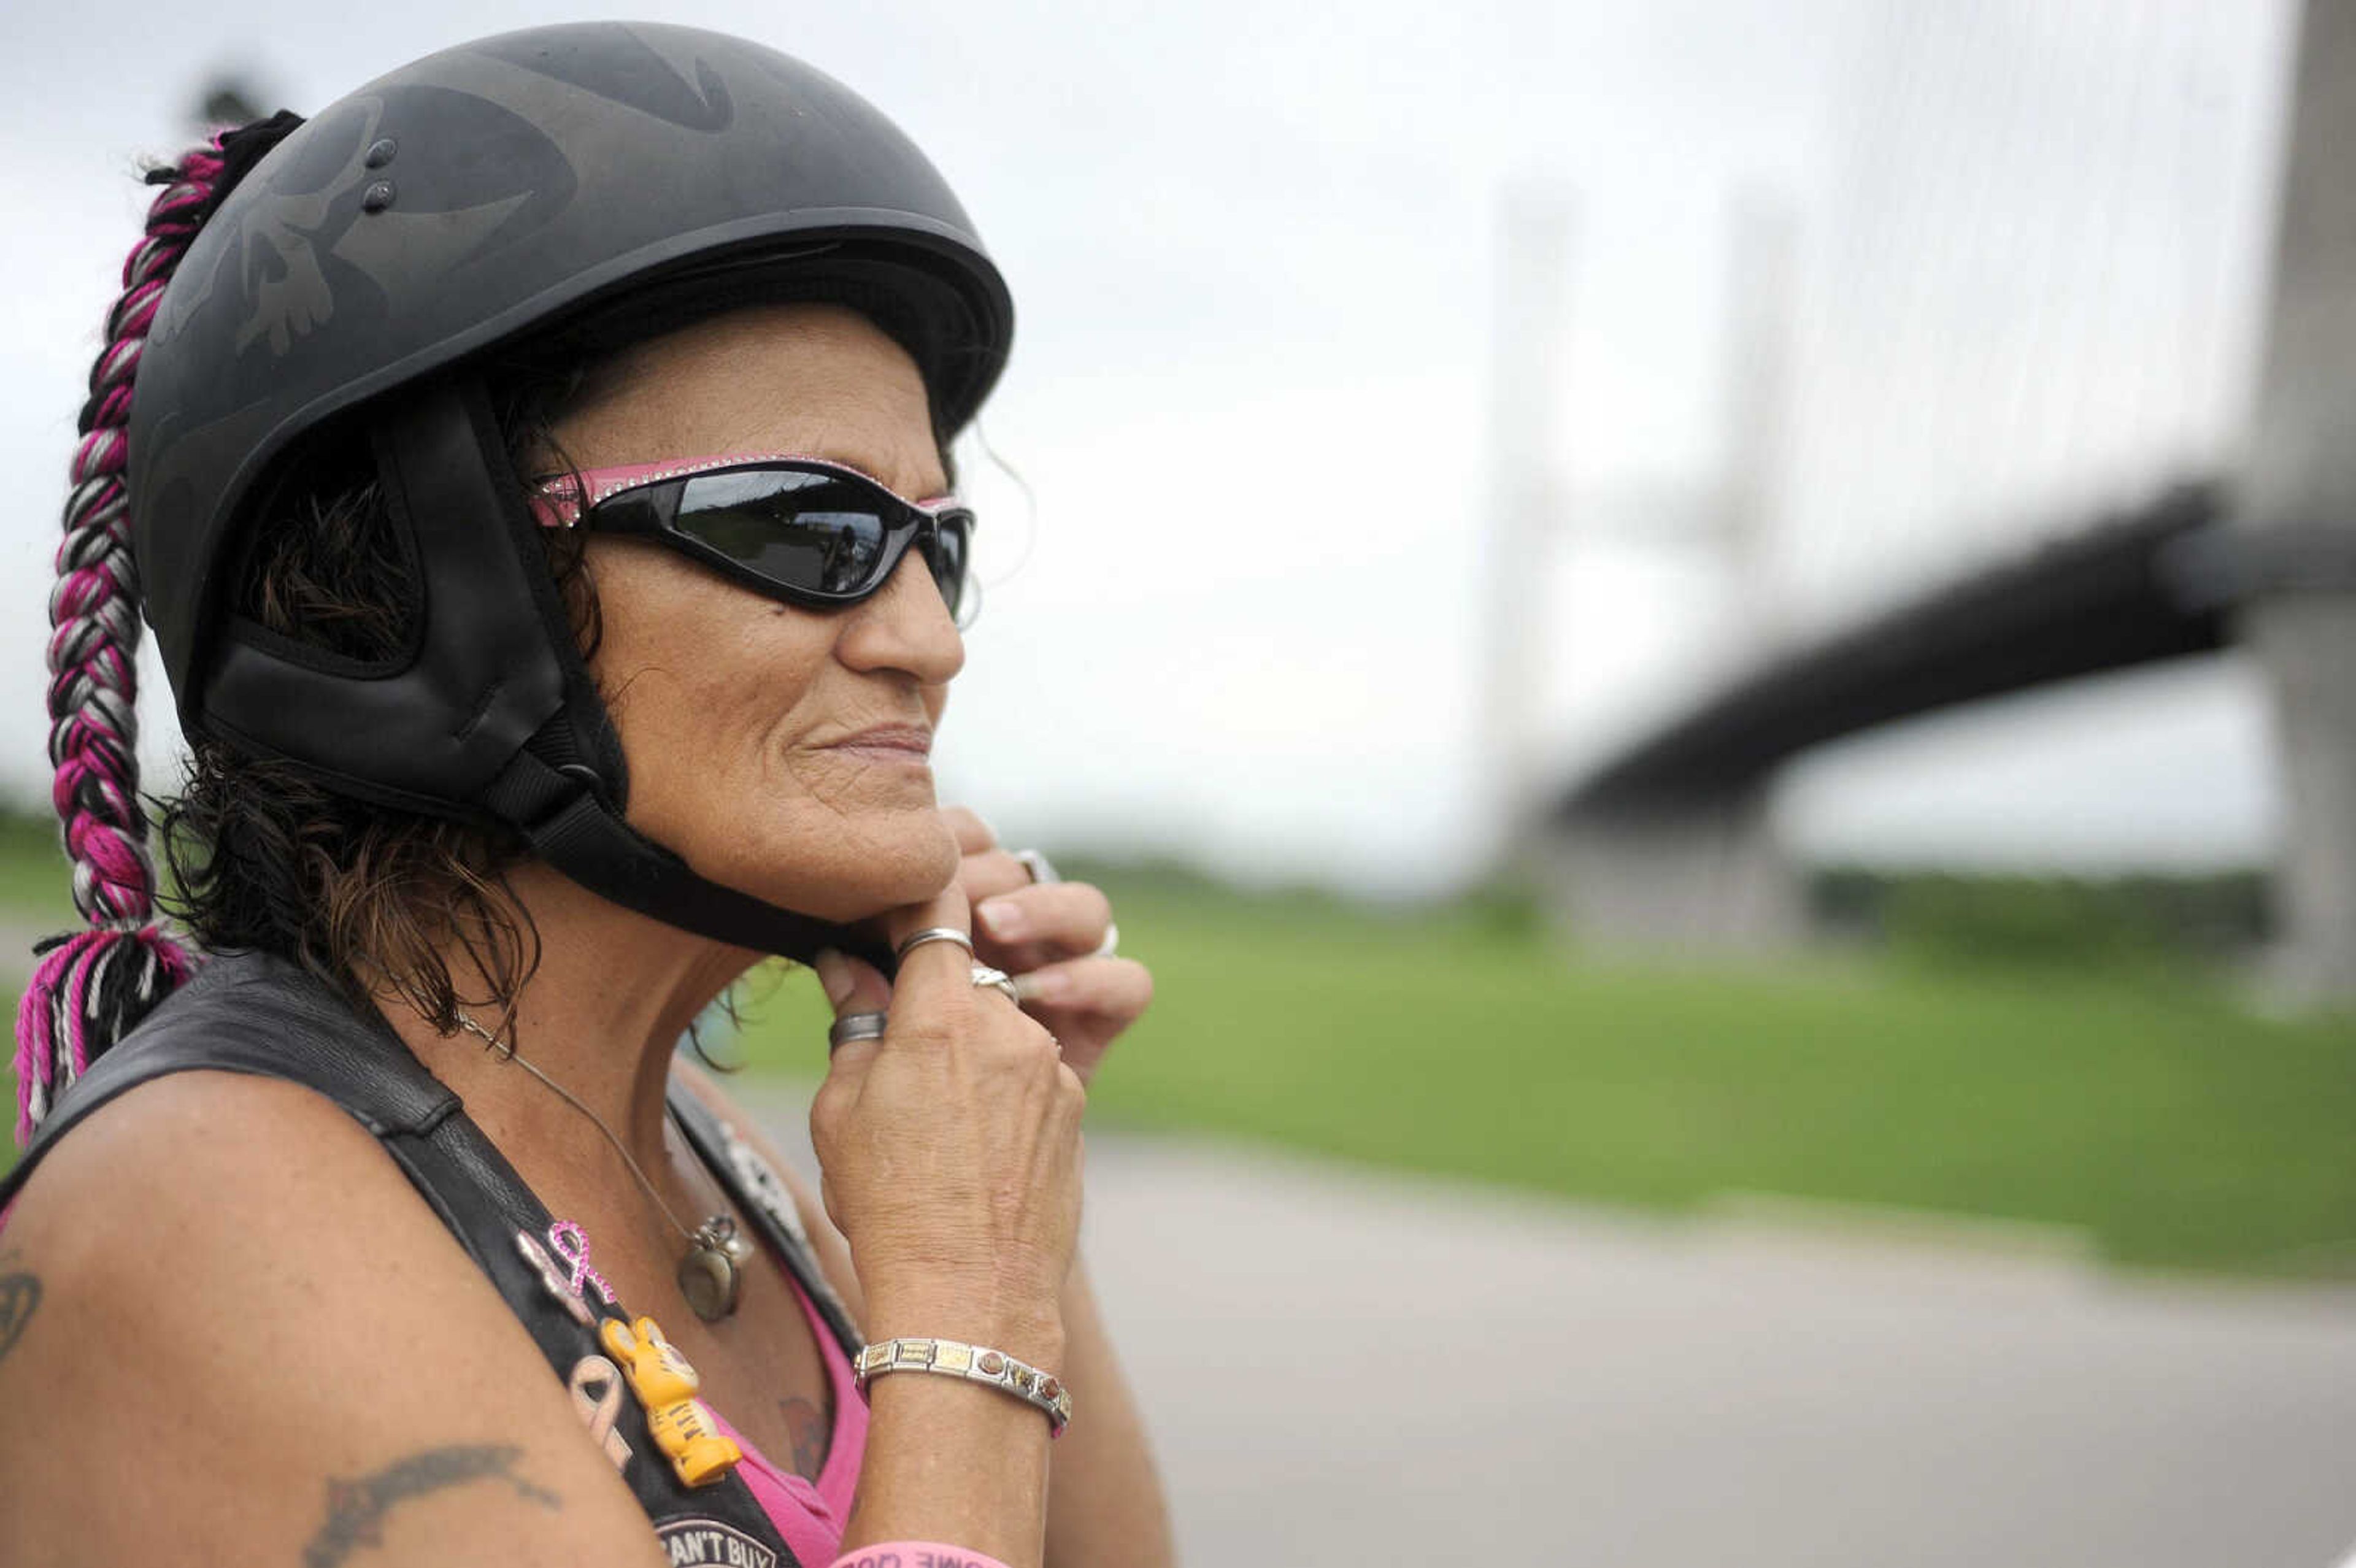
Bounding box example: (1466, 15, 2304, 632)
(732, 1082, 2356, 1568)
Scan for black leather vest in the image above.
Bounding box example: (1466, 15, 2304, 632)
(1, 950, 859, 1568)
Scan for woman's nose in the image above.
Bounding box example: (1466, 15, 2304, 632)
(835, 548, 966, 684)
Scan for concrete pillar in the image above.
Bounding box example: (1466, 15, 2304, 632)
(1544, 789, 1806, 958)
(1482, 187, 1574, 866)
(1534, 197, 1807, 959)
(1719, 191, 1799, 650)
(2237, 0, 2356, 1002)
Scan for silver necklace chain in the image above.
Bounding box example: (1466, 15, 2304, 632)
(453, 1011, 702, 1248)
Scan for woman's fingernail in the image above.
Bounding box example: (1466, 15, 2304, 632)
(1012, 969, 1071, 1005)
(976, 899, 1028, 940)
(813, 948, 855, 1008)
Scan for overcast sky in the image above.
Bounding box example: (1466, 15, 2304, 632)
(0, 0, 2302, 895)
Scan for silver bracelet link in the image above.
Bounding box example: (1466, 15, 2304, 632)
(853, 1336, 1072, 1437)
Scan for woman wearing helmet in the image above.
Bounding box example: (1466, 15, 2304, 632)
(0, 23, 1171, 1568)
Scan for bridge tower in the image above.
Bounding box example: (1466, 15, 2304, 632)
(1540, 195, 1808, 956)
(2239, 0, 2356, 1004)
(1482, 186, 1575, 868)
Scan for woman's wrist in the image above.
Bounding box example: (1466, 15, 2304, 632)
(850, 1367, 1055, 1565)
(857, 1337, 1072, 1437)
(842, 1269, 1073, 1383)
(863, 1285, 1066, 1370)
(831, 1545, 1009, 1568)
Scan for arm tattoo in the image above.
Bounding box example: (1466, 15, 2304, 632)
(0, 1250, 38, 1367)
(779, 1396, 831, 1481)
(303, 1444, 560, 1568)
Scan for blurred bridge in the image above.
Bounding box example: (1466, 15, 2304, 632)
(1561, 482, 2233, 816)
(1511, 0, 2356, 1001)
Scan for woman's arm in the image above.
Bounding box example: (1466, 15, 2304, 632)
(809, 887, 1086, 1567)
(702, 809, 1174, 1567)
(680, 1070, 1169, 1567)
(1041, 1257, 1176, 1568)
(942, 807, 1176, 1568)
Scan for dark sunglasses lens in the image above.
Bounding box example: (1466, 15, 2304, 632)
(673, 470, 888, 594)
(930, 515, 971, 617)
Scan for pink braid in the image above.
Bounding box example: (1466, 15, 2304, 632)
(12, 137, 228, 1142)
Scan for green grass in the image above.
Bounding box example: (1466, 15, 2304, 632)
(0, 813, 76, 921)
(720, 877, 2356, 1276)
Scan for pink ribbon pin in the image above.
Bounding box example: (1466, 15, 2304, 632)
(547, 1220, 620, 1305)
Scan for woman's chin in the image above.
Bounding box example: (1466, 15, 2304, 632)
(725, 816, 962, 925)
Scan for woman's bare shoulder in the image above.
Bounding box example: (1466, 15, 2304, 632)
(3, 1066, 439, 1282)
(3, 1066, 468, 1288)
(0, 1068, 667, 1567)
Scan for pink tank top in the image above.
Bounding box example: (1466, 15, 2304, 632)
(705, 1242, 869, 1564)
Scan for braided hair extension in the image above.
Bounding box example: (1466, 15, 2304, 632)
(10, 119, 298, 1142)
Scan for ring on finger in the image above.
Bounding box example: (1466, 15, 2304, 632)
(1012, 848, 1060, 885)
(969, 963, 1020, 1004)
(828, 1012, 888, 1053)
(897, 926, 974, 962)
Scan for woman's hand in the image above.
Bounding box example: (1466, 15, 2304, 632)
(944, 808, 1154, 1087)
(809, 885, 1085, 1366)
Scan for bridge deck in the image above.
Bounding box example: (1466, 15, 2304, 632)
(1557, 482, 2230, 818)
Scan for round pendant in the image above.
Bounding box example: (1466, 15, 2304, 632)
(677, 1242, 741, 1322)
(676, 1216, 749, 1322)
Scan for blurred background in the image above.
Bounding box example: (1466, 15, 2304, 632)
(5, 1, 2356, 1563)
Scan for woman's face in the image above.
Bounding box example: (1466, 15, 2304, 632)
(548, 302, 966, 924)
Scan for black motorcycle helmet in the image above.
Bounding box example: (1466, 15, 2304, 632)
(130, 20, 1014, 972)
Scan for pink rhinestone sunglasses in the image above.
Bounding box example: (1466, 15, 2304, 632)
(532, 453, 974, 625)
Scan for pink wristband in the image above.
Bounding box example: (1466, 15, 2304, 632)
(828, 1548, 1012, 1568)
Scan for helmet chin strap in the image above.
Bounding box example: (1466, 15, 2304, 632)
(472, 742, 900, 977)
(398, 377, 903, 978)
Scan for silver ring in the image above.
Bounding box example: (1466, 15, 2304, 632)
(1012, 848, 1060, 885)
(827, 1012, 888, 1053)
(896, 926, 974, 961)
(970, 963, 1020, 1004)
(1091, 921, 1120, 958)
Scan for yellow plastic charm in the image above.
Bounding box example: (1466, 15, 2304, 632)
(599, 1314, 743, 1488)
